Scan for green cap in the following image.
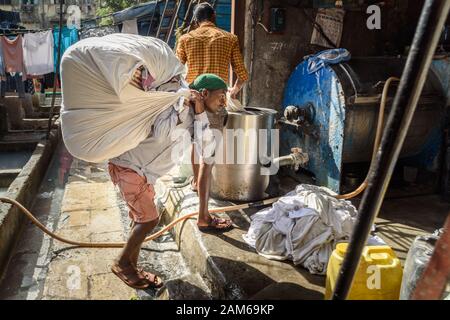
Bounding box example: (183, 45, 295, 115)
(189, 73, 228, 91)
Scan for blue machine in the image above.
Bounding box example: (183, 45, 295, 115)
(281, 57, 447, 193)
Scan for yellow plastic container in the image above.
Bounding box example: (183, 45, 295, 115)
(325, 243, 403, 300)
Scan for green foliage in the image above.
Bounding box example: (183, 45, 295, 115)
(96, 0, 141, 26)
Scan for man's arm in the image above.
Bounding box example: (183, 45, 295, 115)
(229, 36, 249, 99)
(176, 37, 187, 64)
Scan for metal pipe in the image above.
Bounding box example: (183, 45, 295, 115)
(46, 0, 65, 139)
(332, 0, 450, 300)
(166, 0, 183, 42)
(263, 148, 309, 171)
(272, 155, 298, 168)
(146, 0, 160, 36)
(156, 0, 169, 38)
(187, 0, 202, 33)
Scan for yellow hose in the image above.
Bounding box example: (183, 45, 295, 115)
(336, 77, 400, 200)
(0, 196, 280, 248)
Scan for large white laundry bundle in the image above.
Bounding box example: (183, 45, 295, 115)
(60, 34, 190, 163)
(243, 184, 385, 275)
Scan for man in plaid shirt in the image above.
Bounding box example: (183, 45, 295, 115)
(176, 2, 249, 196)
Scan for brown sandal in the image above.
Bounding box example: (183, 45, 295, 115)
(198, 217, 233, 232)
(111, 264, 151, 290)
(137, 268, 164, 288)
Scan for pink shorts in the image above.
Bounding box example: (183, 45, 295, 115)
(108, 163, 158, 223)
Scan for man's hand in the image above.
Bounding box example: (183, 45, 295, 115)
(229, 78, 246, 99)
(189, 89, 206, 114)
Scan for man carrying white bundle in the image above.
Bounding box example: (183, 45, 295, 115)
(60, 34, 232, 290)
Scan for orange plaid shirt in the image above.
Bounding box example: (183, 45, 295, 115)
(176, 21, 249, 85)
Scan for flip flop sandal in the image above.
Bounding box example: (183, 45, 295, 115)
(111, 264, 151, 290)
(137, 268, 164, 289)
(198, 217, 233, 232)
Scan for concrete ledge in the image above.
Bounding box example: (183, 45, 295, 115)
(22, 119, 51, 131)
(155, 175, 325, 300)
(0, 129, 60, 282)
(0, 169, 21, 187)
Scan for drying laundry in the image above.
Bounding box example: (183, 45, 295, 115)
(243, 184, 385, 275)
(53, 27, 79, 73)
(23, 31, 55, 76)
(1, 35, 25, 78)
(121, 19, 139, 35)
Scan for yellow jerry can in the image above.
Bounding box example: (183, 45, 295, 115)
(325, 243, 403, 300)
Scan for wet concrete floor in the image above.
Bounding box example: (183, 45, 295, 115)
(0, 143, 199, 300)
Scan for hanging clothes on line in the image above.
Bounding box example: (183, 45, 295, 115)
(23, 30, 54, 76)
(53, 26, 79, 73)
(121, 19, 139, 35)
(1, 35, 26, 80)
(1, 73, 25, 98)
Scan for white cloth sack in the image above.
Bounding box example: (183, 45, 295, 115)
(60, 34, 190, 163)
(23, 31, 54, 76)
(243, 184, 385, 275)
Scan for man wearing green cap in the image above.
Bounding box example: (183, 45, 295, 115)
(108, 72, 231, 289)
(188, 74, 232, 232)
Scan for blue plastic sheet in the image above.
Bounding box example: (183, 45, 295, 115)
(112, 1, 158, 23)
(307, 48, 351, 74)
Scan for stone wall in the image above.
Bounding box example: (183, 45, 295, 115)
(241, 0, 423, 111)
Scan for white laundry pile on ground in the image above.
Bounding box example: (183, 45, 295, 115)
(243, 184, 385, 275)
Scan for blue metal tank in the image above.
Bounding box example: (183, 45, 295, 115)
(281, 57, 446, 193)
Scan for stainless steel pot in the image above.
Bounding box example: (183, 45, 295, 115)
(210, 107, 278, 201)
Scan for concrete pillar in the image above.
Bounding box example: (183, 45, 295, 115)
(0, 104, 8, 136)
(243, 0, 256, 106)
(22, 94, 35, 118)
(32, 93, 40, 110)
(0, 97, 24, 130)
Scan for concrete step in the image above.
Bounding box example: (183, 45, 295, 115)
(154, 173, 326, 300)
(155, 273, 212, 300)
(37, 105, 60, 113)
(0, 168, 22, 187)
(22, 119, 51, 131)
(0, 132, 47, 145)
